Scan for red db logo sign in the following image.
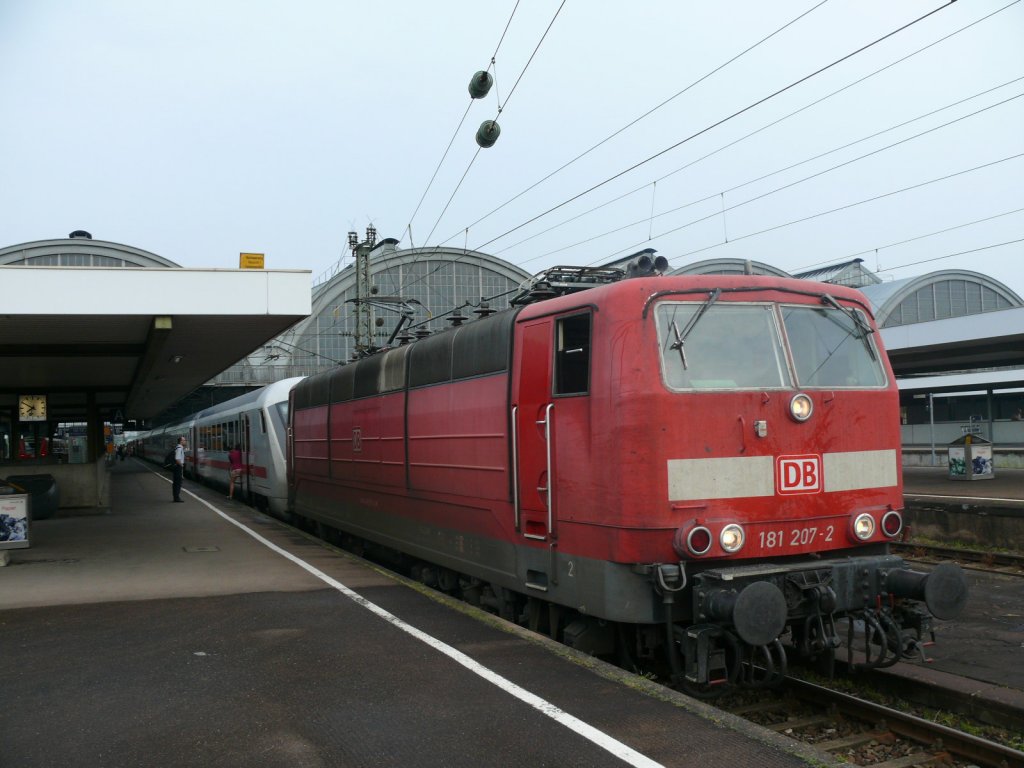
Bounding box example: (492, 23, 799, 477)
(776, 454, 822, 494)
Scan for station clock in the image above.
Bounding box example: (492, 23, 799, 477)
(18, 394, 47, 422)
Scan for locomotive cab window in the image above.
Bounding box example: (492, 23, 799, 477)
(781, 304, 887, 388)
(554, 313, 591, 396)
(656, 302, 791, 390)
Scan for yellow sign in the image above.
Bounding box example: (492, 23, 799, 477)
(239, 252, 265, 269)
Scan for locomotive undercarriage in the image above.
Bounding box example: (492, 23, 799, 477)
(643, 554, 967, 697)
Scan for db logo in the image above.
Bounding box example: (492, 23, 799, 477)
(776, 454, 822, 494)
(352, 427, 362, 453)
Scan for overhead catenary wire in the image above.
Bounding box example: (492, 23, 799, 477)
(665, 152, 1024, 262)
(527, 89, 1024, 264)
(417, 0, 568, 252)
(490, 7, 1024, 261)
(313, 0, 1024, 313)
(452, 0, 833, 239)
(468, 0, 961, 254)
(264, 336, 344, 366)
(368, 0, 1015, 331)
(497, 76, 1024, 263)
(392, 0, 568, 303)
(876, 237, 1024, 275)
(794, 206, 1024, 272)
(395, 0, 964, 301)
(400, 0, 522, 248)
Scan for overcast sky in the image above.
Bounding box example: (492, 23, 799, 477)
(2, 1, 1022, 299)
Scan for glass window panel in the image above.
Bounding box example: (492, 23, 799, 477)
(950, 280, 967, 316)
(554, 314, 591, 395)
(966, 282, 981, 313)
(918, 286, 935, 321)
(982, 287, 996, 311)
(656, 303, 791, 390)
(783, 305, 886, 388)
(934, 281, 952, 319)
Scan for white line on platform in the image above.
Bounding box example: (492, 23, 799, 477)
(165, 476, 663, 768)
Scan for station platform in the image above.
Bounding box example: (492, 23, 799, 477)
(903, 465, 1024, 509)
(2, 461, 823, 768)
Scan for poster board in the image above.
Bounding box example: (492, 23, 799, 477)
(0, 494, 30, 550)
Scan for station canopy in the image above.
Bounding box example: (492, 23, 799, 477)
(1, 236, 310, 419)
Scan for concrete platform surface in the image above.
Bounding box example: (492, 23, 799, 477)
(1, 461, 825, 768)
(903, 465, 1024, 508)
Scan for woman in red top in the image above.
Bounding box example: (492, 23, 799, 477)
(227, 444, 243, 500)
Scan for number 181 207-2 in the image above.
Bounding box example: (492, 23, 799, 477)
(758, 526, 834, 549)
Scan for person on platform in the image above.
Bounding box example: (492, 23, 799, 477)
(227, 443, 243, 500)
(172, 436, 186, 503)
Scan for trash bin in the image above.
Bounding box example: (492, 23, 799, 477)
(4, 474, 59, 519)
(947, 434, 994, 481)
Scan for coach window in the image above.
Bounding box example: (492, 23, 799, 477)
(554, 313, 591, 396)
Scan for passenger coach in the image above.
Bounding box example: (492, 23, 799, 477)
(139, 377, 301, 515)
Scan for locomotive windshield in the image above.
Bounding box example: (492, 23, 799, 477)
(658, 303, 791, 389)
(781, 304, 886, 388)
(656, 300, 886, 390)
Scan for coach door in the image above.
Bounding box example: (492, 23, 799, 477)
(512, 319, 555, 541)
(241, 412, 252, 499)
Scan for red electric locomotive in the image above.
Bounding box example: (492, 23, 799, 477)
(287, 260, 967, 691)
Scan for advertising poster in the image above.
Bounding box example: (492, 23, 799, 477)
(947, 446, 966, 476)
(0, 495, 30, 550)
(970, 444, 994, 476)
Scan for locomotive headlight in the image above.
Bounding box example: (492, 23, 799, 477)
(720, 524, 745, 553)
(687, 526, 713, 556)
(789, 393, 813, 422)
(852, 513, 876, 540)
(881, 510, 903, 537)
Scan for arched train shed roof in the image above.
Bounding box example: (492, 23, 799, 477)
(858, 269, 1023, 328)
(289, 242, 533, 368)
(0, 236, 181, 268)
(307, 243, 533, 317)
(670, 257, 792, 278)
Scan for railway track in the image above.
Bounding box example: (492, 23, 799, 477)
(722, 676, 1024, 768)
(892, 541, 1024, 575)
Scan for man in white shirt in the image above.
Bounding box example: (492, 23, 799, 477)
(172, 436, 186, 503)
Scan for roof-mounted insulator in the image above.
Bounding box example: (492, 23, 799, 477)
(476, 120, 500, 148)
(528, 281, 557, 301)
(414, 328, 432, 340)
(468, 71, 493, 99)
(473, 302, 496, 318)
(625, 253, 669, 279)
(447, 311, 467, 327)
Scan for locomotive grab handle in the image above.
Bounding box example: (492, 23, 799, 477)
(511, 406, 520, 532)
(543, 404, 554, 535)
